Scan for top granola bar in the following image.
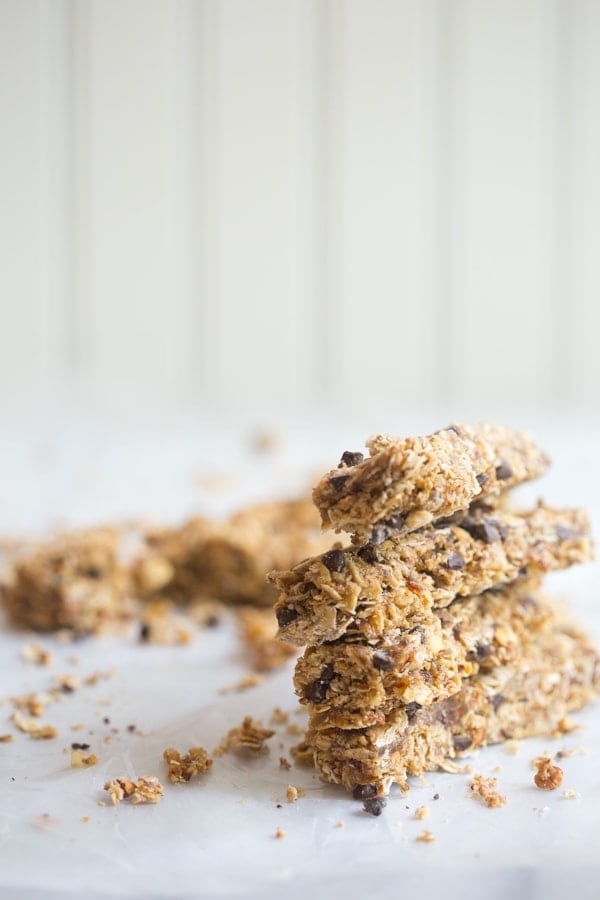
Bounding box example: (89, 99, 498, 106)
(313, 423, 550, 544)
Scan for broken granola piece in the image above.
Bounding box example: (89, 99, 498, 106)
(307, 622, 599, 795)
(0, 527, 133, 633)
(470, 774, 507, 808)
(415, 805, 430, 820)
(416, 830, 436, 843)
(21, 643, 53, 666)
(104, 775, 163, 805)
(0, 734, 15, 743)
(271, 504, 592, 646)
(163, 746, 213, 783)
(313, 424, 550, 543)
(533, 756, 563, 790)
(214, 717, 275, 756)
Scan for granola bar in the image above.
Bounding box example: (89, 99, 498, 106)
(295, 577, 552, 729)
(308, 617, 600, 795)
(313, 424, 550, 544)
(144, 498, 336, 606)
(270, 504, 592, 646)
(0, 528, 132, 633)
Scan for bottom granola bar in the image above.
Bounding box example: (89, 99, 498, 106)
(307, 615, 600, 795)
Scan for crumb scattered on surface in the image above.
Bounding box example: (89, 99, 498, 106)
(275, 827, 286, 840)
(163, 747, 213, 783)
(363, 797, 386, 816)
(214, 717, 275, 757)
(537, 805, 550, 817)
(11, 711, 57, 740)
(286, 784, 305, 802)
(271, 707, 289, 725)
(336, 820, 345, 828)
(415, 805, 430, 820)
(556, 746, 585, 759)
(139, 601, 194, 646)
(104, 776, 163, 805)
(219, 673, 265, 694)
(504, 739, 521, 755)
(562, 789, 580, 799)
(416, 830, 436, 843)
(21, 643, 53, 666)
(81, 816, 90, 823)
(70, 749, 98, 768)
(286, 723, 303, 737)
(11, 692, 50, 717)
(469, 774, 508, 808)
(0, 734, 15, 743)
(432, 793, 440, 801)
(55, 674, 80, 693)
(533, 756, 563, 790)
(279, 756, 292, 770)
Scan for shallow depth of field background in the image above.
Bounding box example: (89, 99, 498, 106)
(0, 0, 599, 422)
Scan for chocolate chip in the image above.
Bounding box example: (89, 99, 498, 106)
(276, 606, 298, 628)
(372, 650, 393, 671)
(557, 525, 574, 540)
(339, 450, 364, 467)
(408, 624, 426, 644)
(432, 793, 440, 801)
(322, 549, 346, 572)
(492, 693, 506, 712)
(305, 664, 335, 703)
(460, 517, 500, 544)
(472, 642, 492, 661)
(446, 551, 465, 570)
(495, 461, 513, 480)
(139, 623, 151, 642)
(404, 701, 422, 720)
(357, 545, 378, 564)
(102, 717, 110, 725)
(127, 725, 136, 733)
(370, 514, 405, 545)
(71, 742, 90, 750)
(205, 615, 220, 628)
(353, 783, 378, 800)
(453, 736, 472, 752)
(329, 473, 350, 491)
(363, 797, 386, 816)
(476, 472, 489, 487)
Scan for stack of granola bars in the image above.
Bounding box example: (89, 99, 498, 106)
(269, 424, 599, 799)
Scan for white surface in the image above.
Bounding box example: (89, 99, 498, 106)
(0, 414, 599, 900)
(1, 0, 600, 412)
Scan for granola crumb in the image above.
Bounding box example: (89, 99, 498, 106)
(21, 643, 53, 666)
(214, 717, 275, 757)
(275, 827, 286, 840)
(71, 749, 98, 768)
(335, 820, 345, 828)
(492, 765, 504, 773)
(416, 830, 436, 843)
(11, 711, 57, 740)
(103, 776, 163, 805)
(533, 756, 563, 790)
(271, 707, 289, 725)
(556, 746, 585, 759)
(469, 774, 508, 808)
(11, 692, 49, 717)
(285, 723, 303, 737)
(503, 739, 521, 755)
(81, 816, 90, 823)
(415, 805, 430, 820)
(286, 784, 305, 802)
(219, 673, 265, 694)
(279, 756, 292, 770)
(55, 674, 80, 693)
(163, 747, 213, 783)
(537, 805, 550, 817)
(0, 734, 15, 743)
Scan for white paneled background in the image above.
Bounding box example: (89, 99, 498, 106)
(1, 0, 599, 417)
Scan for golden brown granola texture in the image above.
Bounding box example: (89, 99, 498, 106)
(470, 774, 508, 808)
(307, 622, 599, 795)
(294, 578, 551, 729)
(214, 716, 275, 757)
(104, 776, 164, 805)
(313, 424, 550, 543)
(163, 747, 213, 783)
(271, 503, 593, 646)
